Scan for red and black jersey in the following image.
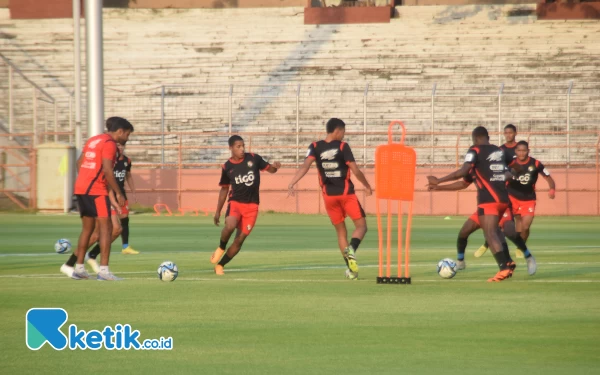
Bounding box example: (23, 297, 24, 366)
(306, 140, 356, 196)
(74, 133, 117, 196)
(113, 154, 131, 199)
(501, 143, 518, 162)
(464, 144, 511, 205)
(219, 153, 270, 204)
(508, 157, 550, 201)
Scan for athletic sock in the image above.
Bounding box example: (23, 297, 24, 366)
(99, 266, 109, 273)
(492, 250, 510, 270)
(502, 242, 513, 263)
(484, 241, 489, 248)
(457, 237, 468, 261)
(66, 254, 78, 267)
(507, 235, 532, 258)
(350, 238, 361, 252)
(120, 217, 129, 247)
(88, 244, 101, 259)
(219, 240, 228, 250)
(75, 264, 85, 272)
(218, 254, 232, 266)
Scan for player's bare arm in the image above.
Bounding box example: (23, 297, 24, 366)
(102, 158, 124, 207)
(287, 157, 314, 197)
(347, 161, 373, 196)
(428, 162, 471, 186)
(266, 161, 281, 174)
(543, 174, 556, 199)
(428, 180, 470, 192)
(214, 186, 229, 226)
(125, 170, 137, 202)
(108, 188, 122, 215)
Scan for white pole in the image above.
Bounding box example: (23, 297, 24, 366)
(8, 65, 13, 140)
(74, 0, 82, 151)
(85, 0, 104, 138)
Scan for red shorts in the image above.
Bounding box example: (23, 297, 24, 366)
(76, 194, 110, 218)
(469, 207, 513, 227)
(323, 194, 366, 225)
(477, 202, 509, 218)
(509, 196, 536, 217)
(226, 201, 259, 235)
(111, 200, 129, 216)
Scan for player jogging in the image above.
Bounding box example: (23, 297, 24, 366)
(210, 135, 281, 275)
(427, 126, 517, 282)
(68, 117, 133, 280)
(507, 141, 555, 240)
(287, 118, 373, 280)
(428, 166, 537, 275)
(476, 140, 556, 260)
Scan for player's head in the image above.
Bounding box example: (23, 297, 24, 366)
(516, 140, 529, 161)
(504, 124, 517, 143)
(106, 117, 134, 145)
(471, 126, 489, 145)
(326, 118, 346, 141)
(228, 135, 245, 159)
(117, 142, 125, 155)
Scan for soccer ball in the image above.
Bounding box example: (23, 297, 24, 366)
(157, 261, 178, 282)
(54, 239, 71, 254)
(437, 258, 458, 279)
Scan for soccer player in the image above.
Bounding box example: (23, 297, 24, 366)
(427, 126, 517, 282)
(501, 124, 518, 161)
(287, 118, 373, 280)
(428, 167, 537, 275)
(507, 140, 556, 241)
(210, 135, 281, 275)
(475, 123, 518, 257)
(109, 143, 138, 254)
(68, 117, 133, 280)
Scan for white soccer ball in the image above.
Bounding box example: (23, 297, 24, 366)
(54, 239, 71, 254)
(157, 261, 178, 282)
(437, 258, 458, 279)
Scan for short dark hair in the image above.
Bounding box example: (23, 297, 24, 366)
(326, 118, 345, 134)
(516, 140, 529, 148)
(106, 117, 134, 132)
(504, 124, 517, 133)
(472, 126, 489, 139)
(228, 135, 244, 147)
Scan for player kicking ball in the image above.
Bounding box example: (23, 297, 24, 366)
(428, 126, 516, 282)
(287, 118, 373, 280)
(475, 123, 518, 257)
(428, 167, 537, 275)
(210, 135, 281, 275)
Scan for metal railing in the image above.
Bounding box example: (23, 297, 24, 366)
(98, 82, 600, 166)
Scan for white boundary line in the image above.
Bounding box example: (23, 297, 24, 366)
(1, 261, 599, 279)
(0, 246, 599, 257)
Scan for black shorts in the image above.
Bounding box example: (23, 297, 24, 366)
(76, 195, 111, 218)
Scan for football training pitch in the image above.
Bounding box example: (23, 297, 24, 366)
(1, 213, 599, 374)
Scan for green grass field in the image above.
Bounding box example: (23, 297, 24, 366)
(1, 213, 599, 374)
